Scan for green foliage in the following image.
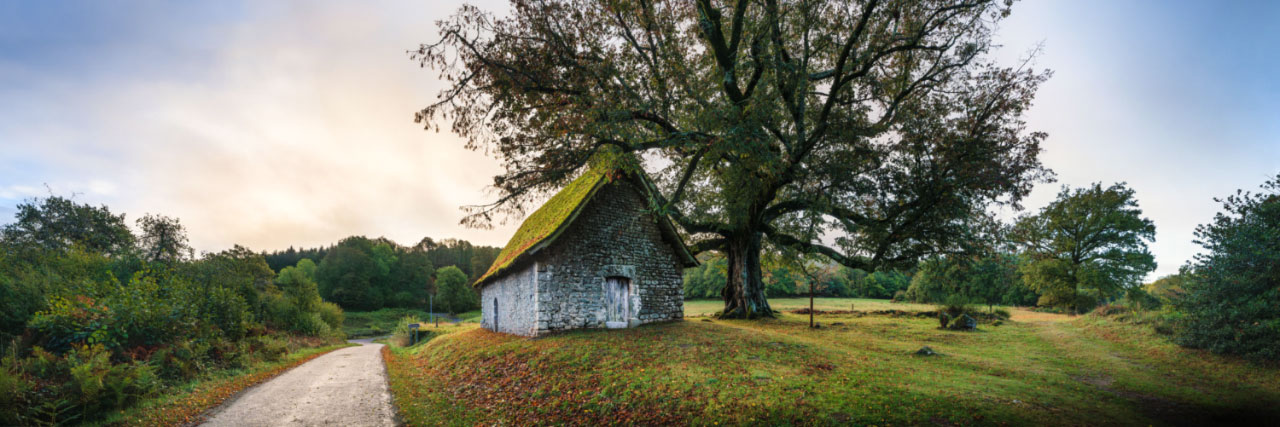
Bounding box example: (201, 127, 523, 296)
(682, 255, 912, 300)
(906, 254, 1033, 307)
(317, 242, 383, 310)
(343, 308, 434, 338)
(262, 246, 328, 274)
(435, 266, 477, 314)
(392, 316, 428, 347)
(1, 196, 136, 256)
(683, 255, 727, 298)
(1014, 183, 1157, 313)
(311, 235, 493, 311)
(1144, 273, 1188, 306)
(1174, 175, 1280, 361)
(415, 0, 1051, 319)
(856, 271, 912, 299)
(2, 343, 159, 424)
(268, 259, 344, 337)
(0, 198, 347, 424)
(416, 237, 500, 280)
(136, 213, 193, 264)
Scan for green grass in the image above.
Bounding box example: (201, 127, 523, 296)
(344, 308, 433, 337)
(684, 297, 941, 316)
(456, 310, 482, 323)
(346, 308, 481, 337)
(384, 299, 1280, 426)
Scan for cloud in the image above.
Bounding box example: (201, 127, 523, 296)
(0, 1, 518, 252)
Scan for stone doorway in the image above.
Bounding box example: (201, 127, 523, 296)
(605, 277, 630, 328)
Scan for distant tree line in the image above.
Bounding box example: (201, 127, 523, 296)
(684, 182, 1158, 315)
(684, 254, 911, 300)
(259, 236, 499, 313)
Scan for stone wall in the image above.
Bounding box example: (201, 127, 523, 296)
(480, 262, 538, 336)
(532, 179, 685, 334)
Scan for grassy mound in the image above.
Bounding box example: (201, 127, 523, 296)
(385, 310, 1280, 425)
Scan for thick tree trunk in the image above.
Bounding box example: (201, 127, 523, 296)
(720, 233, 774, 319)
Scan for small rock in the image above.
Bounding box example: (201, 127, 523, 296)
(915, 346, 938, 356)
(948, 314, 978, 331)
(701, 318, 713, 322)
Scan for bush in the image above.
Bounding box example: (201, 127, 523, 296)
(1172, 177, 1280, 361)
(392, 316, 427, 347)
(2, 344, 159, 424)
(318, 301, 345, 331)
(1121, 287, 1161, 311)
(435, 266, 478, 314)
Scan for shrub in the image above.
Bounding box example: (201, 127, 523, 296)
(392, 316, 426, 347)
(318, 301, 345, 331)
(1122, 287, 1162, 311)
(435, 266, 478, 314)
(2, 344, 160, 424)
(1173, 176, 1280, 360)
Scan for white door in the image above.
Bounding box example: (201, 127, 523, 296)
(605, 277, 629, 328)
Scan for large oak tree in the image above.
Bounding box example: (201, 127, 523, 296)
(1013, 183, 1156, 312)
(413, 0, 1051, 317)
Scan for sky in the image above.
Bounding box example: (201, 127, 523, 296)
(1, 0, 1277, 280)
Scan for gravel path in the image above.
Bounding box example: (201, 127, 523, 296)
(201, 342, 397, 427)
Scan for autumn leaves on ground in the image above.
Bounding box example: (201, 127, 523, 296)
(384, 299, 1280, 426)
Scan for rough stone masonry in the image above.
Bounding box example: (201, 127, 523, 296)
(478, 176, 689, 336)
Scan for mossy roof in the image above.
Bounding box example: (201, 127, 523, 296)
(474, 166, 697, 287)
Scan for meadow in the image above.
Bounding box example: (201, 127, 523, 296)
(384, 299, 1280, 426)
(344, 308, 482, 337)
(684, 297, 941, 317)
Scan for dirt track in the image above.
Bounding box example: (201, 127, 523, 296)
(201, 342, 396, 426)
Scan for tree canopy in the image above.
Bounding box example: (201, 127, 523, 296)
(1, 196, 135, 257)
(1013, 183, 1156, 312)
(413, 0, 1051, 317)
(137, 213, 194, 264)
(1174, 174, 1280, 360)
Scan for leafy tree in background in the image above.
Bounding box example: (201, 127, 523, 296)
(1174, 174, 1280, 360)
(906, 253, 1029, 308)
(413, 0, 1051, 318)
(136, 213, 193, 264)
(294, 258, 318, 280)
(684, 255, 728, 299)
(1, 196, 135, 256)
(858, 270, 912, 299)
(435, 266, 477, 314)
(1144, 272, 1188, 306)
(185, 245, 277, 322)
(262, 246, 329, 273)
(389, 251, 434, 307)
(469, 246, 501, 281)
(1013, 183, 1156, 313)
(316, 244, 383, 310)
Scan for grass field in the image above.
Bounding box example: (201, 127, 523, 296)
(684, 297, 941, 316)
(383, 299, 1280, 426)
(344, 308, 481, 337)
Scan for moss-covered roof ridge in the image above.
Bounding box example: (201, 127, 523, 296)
(474, 165, 697, 287)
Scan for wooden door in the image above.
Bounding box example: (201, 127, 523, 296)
(605, 277, 630, 324)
